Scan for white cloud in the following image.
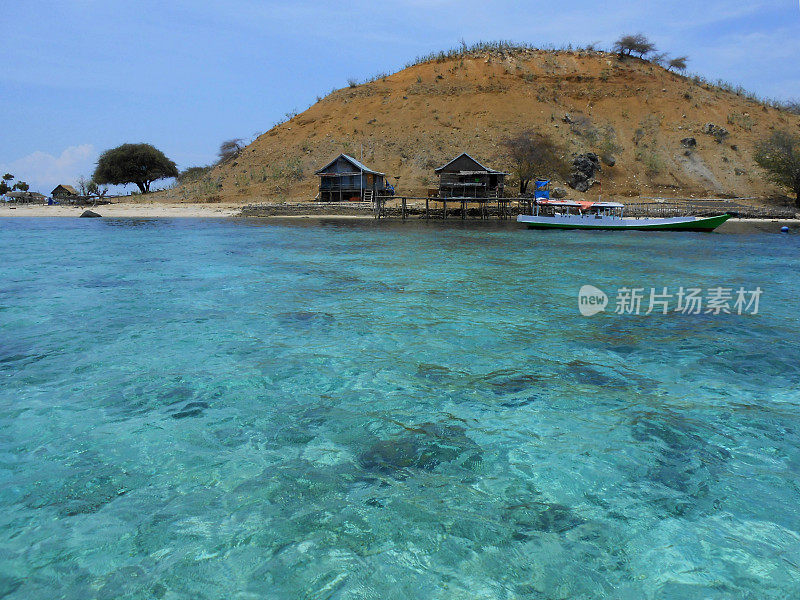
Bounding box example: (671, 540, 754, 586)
(0, 145, 95, 194)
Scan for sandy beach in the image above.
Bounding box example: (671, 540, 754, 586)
(0, 202, 243, 218)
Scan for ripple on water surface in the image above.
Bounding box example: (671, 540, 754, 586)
(0, 218, 799, 599)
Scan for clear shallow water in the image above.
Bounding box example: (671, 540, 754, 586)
(1, 217, 799, 599)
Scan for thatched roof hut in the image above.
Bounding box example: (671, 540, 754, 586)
(51, 184, 78, 199)
(4, 191, 46, 203)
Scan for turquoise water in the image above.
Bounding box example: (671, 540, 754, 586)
(1, 217, 799, 599)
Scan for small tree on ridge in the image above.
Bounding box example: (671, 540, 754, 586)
(613, 34, 656, 59)
(668, 56, 689, 72)
(218, 139, 245, 164)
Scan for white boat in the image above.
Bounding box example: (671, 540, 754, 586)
(517, 200, 731, 232)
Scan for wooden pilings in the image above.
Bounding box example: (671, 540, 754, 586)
(372, 196, 533, 220)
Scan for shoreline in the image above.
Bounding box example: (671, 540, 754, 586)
(1, 202, 798, 229)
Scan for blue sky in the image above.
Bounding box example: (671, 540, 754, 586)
(2, 0, 798, 193)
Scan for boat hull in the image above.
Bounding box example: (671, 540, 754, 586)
(517, 213, 732, 232)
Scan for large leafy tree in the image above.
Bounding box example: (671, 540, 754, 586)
(502, 130, 565, 195)
(754, 130, 800, 208)
(93, 143, 178, 193)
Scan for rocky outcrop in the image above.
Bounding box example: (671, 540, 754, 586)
(567, 153, 601, 192)
(681, 137, 697, 148)
(79, 210, 102, 218)
(702, 123, 729, 142)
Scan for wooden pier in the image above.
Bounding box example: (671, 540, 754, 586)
(371, 196, 794, 220)
(239, 197, 794, 220)
(373, 196, 533, 220)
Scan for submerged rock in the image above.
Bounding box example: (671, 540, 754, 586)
(631, 412, 731, 516)
(276, 311, 335, 328)
(415, 363, 453, 383)
(507, 502, 584, 538)
(499, 395, 540, 408)
(161, 386, 194, 405)
(171, 401, 209, 419)
(29, 463, 135, 517)
(479, 369, 542, 395)
(360, 437, 442, 473)
(359, 421, 482, 476)
(566, 360, 627, 388)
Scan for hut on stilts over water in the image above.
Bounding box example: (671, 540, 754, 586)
(434, 153, 507, 199)
(315, 154, 389, 202)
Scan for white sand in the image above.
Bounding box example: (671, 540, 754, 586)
(0, 203, 242, 218)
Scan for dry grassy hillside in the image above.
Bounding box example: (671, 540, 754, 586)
(170, 47, 800, 204)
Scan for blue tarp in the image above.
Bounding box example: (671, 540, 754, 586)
(534, 180, 550, 199)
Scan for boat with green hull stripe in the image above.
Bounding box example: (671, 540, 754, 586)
(517, 195, 732, 232)
(518, 213, 732, 232)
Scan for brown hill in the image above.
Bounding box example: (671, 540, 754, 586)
(171, 46, 800, 205)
